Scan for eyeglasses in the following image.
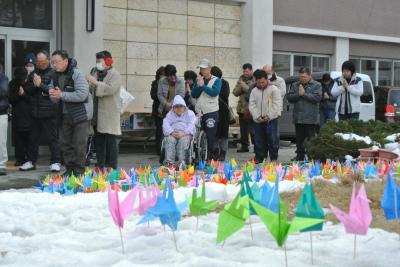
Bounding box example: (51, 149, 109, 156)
(51, 59, 64, 65)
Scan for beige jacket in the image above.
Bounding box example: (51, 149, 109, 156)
(232, 75, 255, 114)
(91, 68, 122, 135)
(249, 84, 282, 122)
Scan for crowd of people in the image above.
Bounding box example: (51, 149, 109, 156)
(0, 50, 364, 176)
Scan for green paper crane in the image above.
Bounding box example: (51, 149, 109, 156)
(216, 193, 250, 244)
(189, 182, 219, 216)
(250, 199, 325, 247)
(238, 171, 258, 215)
(295, 183, 325, 232)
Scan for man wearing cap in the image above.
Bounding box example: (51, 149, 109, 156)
(191, 58, 222, 160)
(163, 95, 196, 165)
(21, 51, 61, 172)
(86, 50, 121, 170)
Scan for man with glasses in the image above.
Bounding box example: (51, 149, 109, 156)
(21, 50, 61, 172)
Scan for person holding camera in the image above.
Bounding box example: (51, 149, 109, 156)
(287, 67, 322, 161)
(249, 70, 282, 163)
(331, 61, 363, 121)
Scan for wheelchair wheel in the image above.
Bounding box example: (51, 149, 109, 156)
(159, 138, 166, 164)
(197, 130, 208, 162)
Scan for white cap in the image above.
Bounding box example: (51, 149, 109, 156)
(197, 58, 211, 69)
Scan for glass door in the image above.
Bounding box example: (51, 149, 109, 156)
(0, 35, 5, 74)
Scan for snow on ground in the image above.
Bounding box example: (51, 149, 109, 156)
(1, 187, 399, 267)
(334, 133, 372, 145)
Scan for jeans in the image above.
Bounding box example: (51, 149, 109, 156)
(320, 109, 336, 128)
(60, 115, 90, 172)
(165, 135, 191, 164)
(295, 124, 317, 161)
(0, 115, 8, 169)
(95, 132, 119, 169)
(27, 118, 61, 164)
(238, 113, 254, 148)
(339, 112, 360, 121)
(201, 111, 219, 153)
(254, 119, 279, 162)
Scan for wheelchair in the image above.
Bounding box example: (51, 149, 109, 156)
(159, 115, 208, 165)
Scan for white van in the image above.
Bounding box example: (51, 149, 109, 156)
(279, 71, 375, 138)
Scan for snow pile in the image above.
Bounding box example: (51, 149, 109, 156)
(0, 189, 399, 267)
(385, 133, 400, 142)
(334, 133, 372, 145)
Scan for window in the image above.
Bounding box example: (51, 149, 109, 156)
(361, 60, 376, 85)
(378, 61, 393, 86)
(294, 55, 311, 73)
(273, 54, 290, 79)
(312, 56, 330, 73)
(349, 58, 361, 72)
(12, 40, 50, 72)
(360, 81, 373, 104)
(0, 39, 4, 74)
(389, 89, 400, 107)
(394, 62, 400, 87)
(0, 0, 52, 30)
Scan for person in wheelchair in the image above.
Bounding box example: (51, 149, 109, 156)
(163, 95, 196, 165)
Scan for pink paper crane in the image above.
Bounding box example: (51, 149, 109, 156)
(107, 185, 136, 253)
(132, 181, 161, 216)
(329, 183, 372, 259)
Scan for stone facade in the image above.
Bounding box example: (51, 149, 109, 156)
(103, 0, 241, 112)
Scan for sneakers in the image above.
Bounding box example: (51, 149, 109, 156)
(0, 168, 7, 176)
(19, 161, 36, 171)
(50, 163, 61, 172)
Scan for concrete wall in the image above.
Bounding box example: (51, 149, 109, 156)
(103, 0, 242, 112)
(273, 0, 400, 38)
(350, 39, 400, 60)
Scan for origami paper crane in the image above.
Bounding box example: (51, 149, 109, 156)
(131, 181, 160, 216)
(295, 183, 325, 232)
(138, 178, 187, 231)
(250, 199, 325, 247)
(216, 193, 250, 244)
(329, 183, 372, 235)
(107, 185, 135, 229)
(381, 173, 400, 221)
(258, 174, 279, 213)
(189, 181, 219, 217)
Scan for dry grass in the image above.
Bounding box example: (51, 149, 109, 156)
(281, 178, 400, 234)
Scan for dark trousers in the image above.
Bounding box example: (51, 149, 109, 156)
(27, 118, 60, 164)
(201, 111, 219, 154)
(155, 116, 163, 155)
(60, 115, 89, 172)
(254, 119, 279, 162)
(95, 132, 119, 169)
(295, 124, 317, 161)
(339, 112, 359, 121)
(14, 130, 30, 164)
(238, 113, 255, 148)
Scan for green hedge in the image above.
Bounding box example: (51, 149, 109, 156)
(305, 120, 400, 161)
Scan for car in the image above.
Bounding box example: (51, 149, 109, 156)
(374, 86, 400, 122)
(279, 71, 375, 138)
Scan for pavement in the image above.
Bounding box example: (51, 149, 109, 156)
(0, 142, 296, 190)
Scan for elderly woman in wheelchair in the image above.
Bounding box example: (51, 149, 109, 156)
(162, 95, 196, 165)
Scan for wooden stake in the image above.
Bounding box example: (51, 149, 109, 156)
(119, 228, 125, 254)
(353, 234, 357, 260)
(249, 216, 254, 240)
(172, 230, 178, 252)
(196, 216, 199, 232)
(310, 232, 314, 265)
(284, 243, 288, 267)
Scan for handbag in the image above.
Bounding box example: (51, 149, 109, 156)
(220, 99, 236, 125)
(120, 86, 135, 114)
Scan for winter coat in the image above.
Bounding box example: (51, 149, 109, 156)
(52, 59, 93, 124)
(191, 75, 222, 115)
(286, 80, 322, 125)
(25, 65, 58, 119)
(151, 79, 160, 117)
(217, 79, 230, 139)
(232, 75, 255, 114)
(90, 68, 122, 136)
(8, 79, 32, 131)
(249, 84, 282, 122)
(331, 74, 363, 114)
(157, 77, 185, 115)
(320, 81, 338, 111)
(163, 95, 196, 136)
(0, 73, 8, 115)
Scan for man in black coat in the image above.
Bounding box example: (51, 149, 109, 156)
(0, 68, 9, 176)
(21, 51, 61, 172)
(8, 67, 31, 166)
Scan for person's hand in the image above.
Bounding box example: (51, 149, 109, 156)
(342, 79, 348, 91)
(256, 116, 263, 123)
(299, 84, 305, 96)
(49, 87, 62, 99)
(33, 74, 41, 87)
(86, 74, 97, 85)
(324, 92, 329, 99)
(165, 102, 172, 109)
(239, 80, 246, 88)
(197, 77, 204, 87)
(18, 86, 24, 96)
(262, 116, 270, 122)
(176, 131, 185, 138)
